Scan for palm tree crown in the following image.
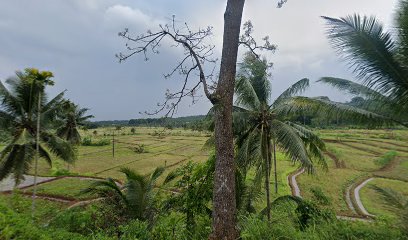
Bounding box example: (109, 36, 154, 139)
(83, 167, 164, 221)
(56, 100, 94, 145)
(0, 68, 75, 185)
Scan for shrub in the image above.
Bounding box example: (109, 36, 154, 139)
(310, 187, 332, 206)
(240, 214, 300, 240)
(52, 168, 72, 176)
(0, 203, 86, 240)
(131, 144, 147, 154)
(81, 137, 110, 146)
(151, 212, 186, 240)
(118, 219, 150, 240)
(50, 206, 101, 235)
(374, 151, 398, 167)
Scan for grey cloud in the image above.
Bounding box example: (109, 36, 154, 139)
(0, 0, 400, 120)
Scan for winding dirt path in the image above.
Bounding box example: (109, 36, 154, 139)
(288, 168, 372, 221)
(0, 174, 123, 208)
(353, 178, 375, 217)
(288, 168, 304, 197)
(0, 175, 56, 192)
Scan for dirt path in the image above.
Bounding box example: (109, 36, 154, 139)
(288, 168, 304, 197)
(0, 174, 124, 209)
(288, 168, 372, 221)
(345, 184, 357, 214)
(353, 178, 375, 217)
(0, 175, 56, 192)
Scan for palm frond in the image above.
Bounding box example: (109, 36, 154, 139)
(237, 52, 271, 104)
(235, 75, 261, 111)
(285, 121, 328, 169)
(259, 195, 303, 216)
(0, 145, 18, 181)
(275, 96, 392, 126)
(202, 134, 215, 150)
(322, 15, 408, 105)
(270, 119, 313, 172)
(41, 132, 75, 164)
(0, 80, 22, 117)
(163, 169, 182, 185)
(273, 78, 310, 106)
(235, 126, 262, 171)
(318, 77, 387, 100)
(370, 185, 407, 211)
(81, 178, 125, 202)
(150, 167, 165, 182)
(0, 110, 16, 129)
(38, 144, 52, 167)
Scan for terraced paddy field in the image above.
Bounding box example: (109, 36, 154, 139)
(2, 127, 408, 223)
(297, 128, 408, 218)
(360, 178, 408, 221)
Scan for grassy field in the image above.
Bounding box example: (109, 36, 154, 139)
(2, 127, 408, 221)
(22, 178, 99, 200)
(33, 127, 210, 181)
(360, 178, 408, 221)
(29, 127, 299, 204)
(297, 128, 408, 217)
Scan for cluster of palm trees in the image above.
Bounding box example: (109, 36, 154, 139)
(228, 48, 406, 220)
(0, 68, 92, 212)
(230, 1, 408, 225)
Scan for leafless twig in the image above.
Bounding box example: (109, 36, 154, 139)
(239, 21, 277, 58)
(117, 17, 276, 117)
(117, 16, 217, 117)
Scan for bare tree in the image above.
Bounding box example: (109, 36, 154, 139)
(117, 1, 283, 238)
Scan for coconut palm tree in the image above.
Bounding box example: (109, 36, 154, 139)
(82, 167, 164, 222)
(233, 53, 327, 220)
(56, 100, 94, 146)
(56, 100, 93, 170)
(321, 0, 408, 119)
(232, 52, 398, 220)
(0, 68, 75, 186)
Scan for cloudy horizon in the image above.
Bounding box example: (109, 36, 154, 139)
(0, 0, 399, 120)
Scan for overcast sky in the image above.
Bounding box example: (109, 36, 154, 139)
(0, 0, 399, 120)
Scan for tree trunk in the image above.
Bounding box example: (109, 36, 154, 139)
(265, 135, 271, 221)
(32, 92, 41, 219)
(273, 140, 278, 194)
(210, 0, 245, 239)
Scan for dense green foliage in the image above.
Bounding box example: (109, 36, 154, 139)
(0, 68, 75, 185)
(231, 52, 327, 219)
(81, 136, 111, 146)
(321, 0, 408, 126)
(1, 190, 406, 239)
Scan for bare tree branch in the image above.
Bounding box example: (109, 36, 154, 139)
(117, 16, 217, 117)
(117, 17, 276, 117)
(239, 21, 277, 58)
(277, 0, 288, 8)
